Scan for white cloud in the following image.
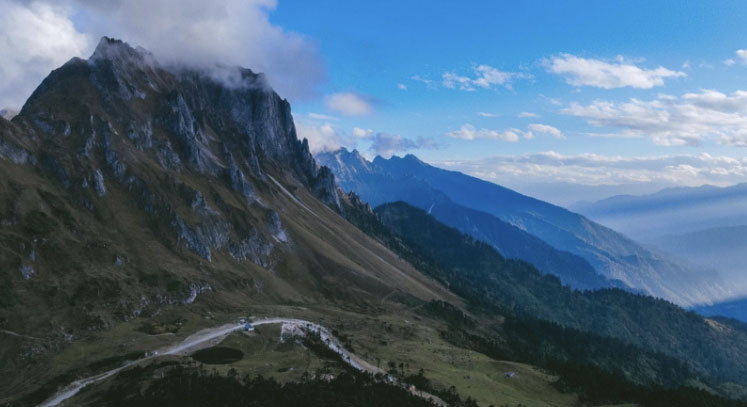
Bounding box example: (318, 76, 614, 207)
(294, 121, 346, 153)
(442, 64, 530, 91)
(528, 123, 564, 139)
(369, 133, 437, 158)
(82, 0, 324, 99)
(411, 75, 434, 86)
(307, 112, 338, 121)
(397, 83, 407, 90)
(724, 59, 736, 66)
(294, 120, 379, 154)
(0, 0, 323, 105)
(437, 152, 747, 189)
(296, 120, 433, 158)
(547, 53, 685, 89)
(444, 124, 520, 142)
(737, 49, 747, 64)
(446, 123, 563, 142)
(325, 92, 374, 116)
(478, 112, 498, 117)
(0, 108, 19, 120)
(352, 127, 373, 138)
(0, 1, 92, 110)
(518, 111, 539, 118)
(563, 90, 747, 147)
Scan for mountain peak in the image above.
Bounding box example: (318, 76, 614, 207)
(319, 148, 369, 166)
(402, 153, 425, 164)
(90, 36, 156, 67)
(372, 152, 425, 168)
(88, 37, 266, 93)
(15, 36, 340, 211)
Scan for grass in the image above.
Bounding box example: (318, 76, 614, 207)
(334, 313, 578, 407)
(197, 325, 336, 382)
(9, 300, 653, 407)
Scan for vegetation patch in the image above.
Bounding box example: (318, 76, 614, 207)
(191, 347, 244, 364)
(136, 318, 186, 335)
(92, 364, 442, 407)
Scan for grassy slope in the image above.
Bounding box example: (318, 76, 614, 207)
(41, 305, 582, 407)
(0, 148, 456, 403)
(3, 149, 569, 407)
(0, 163, 647, 407)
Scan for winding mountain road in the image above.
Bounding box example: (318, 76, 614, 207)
(38, 318, 445, 407)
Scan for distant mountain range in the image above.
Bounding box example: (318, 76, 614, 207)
(571, 183, 747, 241)
(572, 183, 747, 321)
(317, 148, 732, 306)
(317, 149, 614, 290)
(652, 225, 747, 284)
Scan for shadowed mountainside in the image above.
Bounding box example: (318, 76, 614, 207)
(0, 38, 455, 403)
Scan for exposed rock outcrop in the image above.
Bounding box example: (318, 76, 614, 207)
(8, 37, 339, 262)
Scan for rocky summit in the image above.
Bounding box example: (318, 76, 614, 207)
(0, 37, 455, 403)
(4, 37, 342, 265)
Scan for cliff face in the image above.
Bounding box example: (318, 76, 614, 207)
(4, 37, 339, 264)
(20, 37, 336, 201)
(0, 36, 358, 331)
(0, 38, 457, 402)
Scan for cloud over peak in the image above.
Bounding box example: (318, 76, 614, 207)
(369, 133, 437, 158)
(0, 0, 324, 108)
(295, 118, 435, 158)
(548, 53, 685, 89)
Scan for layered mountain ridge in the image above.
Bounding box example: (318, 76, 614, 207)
(319, 149, 616, 291)
(317, 148, 732, 306)
(572, 182, 747, 319)
(571, 182, 747, 241)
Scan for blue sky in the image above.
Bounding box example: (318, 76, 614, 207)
(264, 1, 747, 202)
(3, 0, 747, 203)
(273, 1, 747, 155)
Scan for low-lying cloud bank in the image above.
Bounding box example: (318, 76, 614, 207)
(436, 151, 747, 204)
(564, 90, 747, 147)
